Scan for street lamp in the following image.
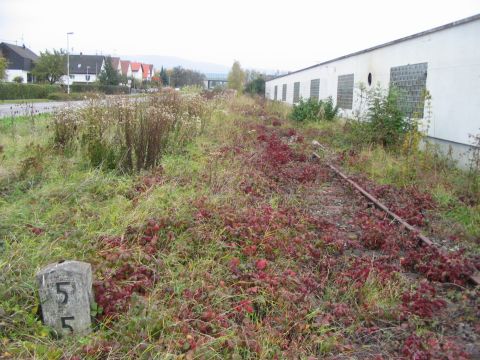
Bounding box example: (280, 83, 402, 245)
(66, 32, 74, 94)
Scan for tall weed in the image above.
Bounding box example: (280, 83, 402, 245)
(52, 92, 210, 172)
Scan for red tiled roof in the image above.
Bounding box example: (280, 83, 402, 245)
(142, 64, 151, 79)
(131, 62, 142, 72)
(120, 60, 130, 76)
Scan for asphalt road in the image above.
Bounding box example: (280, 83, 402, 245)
(0, 100, 86, 118)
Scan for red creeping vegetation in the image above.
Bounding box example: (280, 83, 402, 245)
(402, 334, 470, 360)
(84, 116, 478, 357)
(401, 246, 476, 285)
(400, 282, 447, 319)
(255, 131, 325, 184)
(351, 176, 436, 227)
(93, 218, 182, 319)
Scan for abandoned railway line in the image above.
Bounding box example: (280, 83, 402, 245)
(311, 150, 480, 286)
(1, 96, 479, 358)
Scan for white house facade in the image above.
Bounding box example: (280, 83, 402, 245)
(131, 62, 143, 81)
(60, 54, 105, 84)
(265, 14, 480, 164)
(0, 42, 38, 83)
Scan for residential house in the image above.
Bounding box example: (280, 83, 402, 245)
(120, 60, 132, 78)
(141, 63, 154, 81)
(0, 42, 38, 83)
(130, 62, 143, 81)
(62, 54, 105, 84)
(110, 57, 122, 73)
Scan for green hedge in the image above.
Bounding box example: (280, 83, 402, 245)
(71, 83, 130, 95)
(0, 83, 61, 100)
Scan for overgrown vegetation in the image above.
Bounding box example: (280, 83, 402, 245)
(303, 86, 480, 242)
(0, 94, 478, 359)
(290, 96, 338, 122)
(0, 82, 61, 100)
(32, 49, 66, 84)
(53, 92, 209, 172)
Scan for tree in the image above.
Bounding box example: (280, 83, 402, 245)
(227, 61, 245, 94)
(169, 67, 205, 88)
(99, 56, 120, 86)
(159, 66, 169, 86)
(32, 49, 66, 84)
(244, 73, 265, 96)
(119, 74, 129, 86)
(0, 56, 7, 81)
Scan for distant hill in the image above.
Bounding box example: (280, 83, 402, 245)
(119, 54, 287, 76)
(120, 55, 230, 74)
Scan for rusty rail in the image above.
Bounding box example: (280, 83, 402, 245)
(312, 151, 480, 286)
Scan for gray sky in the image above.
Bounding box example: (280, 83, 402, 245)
(1, 0, 479, 72)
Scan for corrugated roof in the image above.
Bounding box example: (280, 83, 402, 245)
(267, 13, 480, 82)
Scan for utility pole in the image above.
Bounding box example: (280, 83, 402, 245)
(67, 32, 74, 94)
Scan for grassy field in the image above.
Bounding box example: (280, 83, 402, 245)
(0, 94, 478, 359)
(0, 99, 51, 104)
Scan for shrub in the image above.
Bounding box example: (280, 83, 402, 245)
(53, 92, 210, 172)
(345, 86, 419, 150)
(0, 83, 61, 100)
(47, 92, 91, 101)
(290, 98, 321, 122)
(70, 83, 130, 95)
(13, 76, 24, 83)
(368, 87, 409, 148)
(290, 97, 338, 122)
(321, 96, 339, 121)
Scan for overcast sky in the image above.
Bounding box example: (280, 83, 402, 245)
(1, 0, 479, 72)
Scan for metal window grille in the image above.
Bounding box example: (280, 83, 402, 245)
(310, 79, 320, 100)
(336, 74, 354, 109)
(293, 82, 300, 103)
(389, 62, 428, 117)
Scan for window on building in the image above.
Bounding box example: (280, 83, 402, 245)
(293, 82, 300, 103)
(310, 79, 320, 101)
(336, 74, 354, 109)
(282, 84, 287, 102)
(274, 85, 278, 101)
(389, 62, 428, 117)
(69, 75, 74, 79)
(85, 75, 91, 81)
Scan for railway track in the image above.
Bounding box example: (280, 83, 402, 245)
(311, 146, 480, 286)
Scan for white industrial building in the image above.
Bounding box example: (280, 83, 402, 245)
(265, 14, 480, 164)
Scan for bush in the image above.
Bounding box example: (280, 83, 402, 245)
(13, 76, 24, 83)
(368, 87, 409, 148)
(290, 98, 321, 122)
(70, 83, 130, 95)
(47, 92, 95, 101)
(0, 83, 61, 100)
(53, 92, 210, 172)
(290, 96, 338, 122)
(321, 96, 339, 121)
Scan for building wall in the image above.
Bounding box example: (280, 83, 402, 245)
(265, 18, 480, 148)
(5, 69, 30, 82)
(60, 73, 98, 84)
(132, 69, 143, 81)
